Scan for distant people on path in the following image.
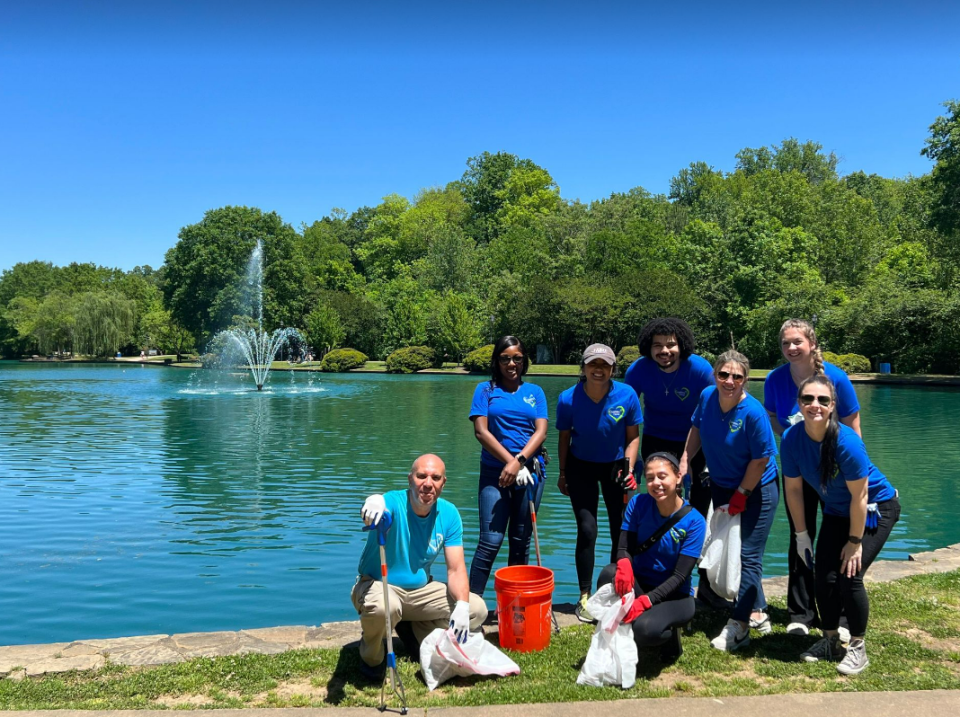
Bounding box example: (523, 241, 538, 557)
(596, 452, 706, 661)
(468, 336, 548, 597)
(680, 350, 779, 652)
(764, 318, 862, 636)
(556, 343, 642, 623)
(781, 375, 899, 675)
(352, 454, 487, 678)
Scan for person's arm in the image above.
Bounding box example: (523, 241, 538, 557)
(645, 554, 698, 604)
(784, 475, 807, 532)
(518, 418, 548, 461)
(739, 457, 770, 493)
(624, 424, 640, 473)
(840, 411, 862, 438)
(472, 416, 521, 486)
(443, 545, 470, 602)
(767, 409, 785, 436)
(841, 477, 869, 578)
(557, 429, 571, 496)
(678, 426, 701, 478)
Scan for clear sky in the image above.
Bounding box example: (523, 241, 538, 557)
(1, 1, 958, 272)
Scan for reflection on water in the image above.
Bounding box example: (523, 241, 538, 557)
(0, 362, 958, 645)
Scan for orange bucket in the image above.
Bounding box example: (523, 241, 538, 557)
(494, 565, 554, 652)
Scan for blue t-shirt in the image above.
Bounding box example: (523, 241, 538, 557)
(470, 381, 548, 467)
(764, 362, 860, 431)
(357, 490, 464, 590)
(621, 493, 707, 596)
(624, 355, 714, 442)
(556, 381, 643, 463)
(691, 386, 779, 489)
(780, 423, 896, 517)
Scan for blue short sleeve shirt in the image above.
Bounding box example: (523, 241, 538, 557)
(555, 381, 642, 463)
(780, 424, 896, 517)
(357, 490, 464, 590)
(691, 387, 778, 489)
(470, 381, 548, 467)
(764, 362, 860, 431)
(624, 355, 714, 442)
(621, 494, 707, 596)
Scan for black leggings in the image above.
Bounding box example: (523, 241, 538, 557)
(816, 497, 900, 637)
(597, 563, 696, 648)
(786, 478, 822, 626)
(567, 453, 628, 594)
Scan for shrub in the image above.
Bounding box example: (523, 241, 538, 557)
(385, 346, 438, 374)
(823, 351, 872, 375)
(320, 348, 368, 372)
(699, 350, 717, 368)
(463, 344, 494, 373)
(617, 345, 640, 374)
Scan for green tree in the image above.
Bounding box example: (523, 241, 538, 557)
(431, 292, 483, 363)
(921, 99, 960, 238)
(736, 138, 838, 185)
(74, 292, 135, 356)
(305, 304, 346, 357)
(140, 306, 195, 361)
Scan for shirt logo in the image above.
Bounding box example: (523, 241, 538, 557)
(729, 419, 743, 433)
(674, 387, 690, 401)
(428, 532, 445, 554)
(670, 527, 687, 543)
(523, 395, 537, 408)
(607, 405, 626, 422)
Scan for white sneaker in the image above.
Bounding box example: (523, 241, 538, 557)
(711, 619, 750, 652)
(786, 622, 810, 636)
(749, 612, 772, 634)
(837, 638, 869, 675)
(838, 626, 851, 645)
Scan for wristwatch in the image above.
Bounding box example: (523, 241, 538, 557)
(516, 453, 527, 466)
(847, 536, 862, 544)
(736, 486, 753, 497)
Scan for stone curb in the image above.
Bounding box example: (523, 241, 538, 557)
(3, 543, 959, 679)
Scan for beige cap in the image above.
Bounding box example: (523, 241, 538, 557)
(582, 343, 616, 365)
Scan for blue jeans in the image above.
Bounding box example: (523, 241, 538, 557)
(468, 462, 546, 596)
(710, 478, 779, 623)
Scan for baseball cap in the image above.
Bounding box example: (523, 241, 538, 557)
(581, 343, 616, 365)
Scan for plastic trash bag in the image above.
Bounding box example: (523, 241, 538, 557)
(699, 503, 742, 601)
(420, 627, 520, 691)
(576, 583, 639, 689)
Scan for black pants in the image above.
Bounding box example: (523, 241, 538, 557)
(567, 453, 628, 594)
(816, 496, 900, 637)
(597, 563, 696, 648)
(786, 478, 822, 626)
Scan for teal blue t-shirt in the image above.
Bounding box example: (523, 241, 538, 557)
(357, 490, 464, 590)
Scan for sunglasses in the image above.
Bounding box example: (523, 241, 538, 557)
(498, 355, 525, 365)
(717, 370, 745, 383)
(799, 394, 833, 407)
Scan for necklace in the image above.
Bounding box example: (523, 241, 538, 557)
(659, 364, 681, 396)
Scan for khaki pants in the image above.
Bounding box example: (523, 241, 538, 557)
(351, 577, 488, 666)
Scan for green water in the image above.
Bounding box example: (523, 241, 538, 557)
(1, 361, 957, 646)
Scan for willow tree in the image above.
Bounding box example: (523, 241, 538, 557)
(74, 292, 135, 356)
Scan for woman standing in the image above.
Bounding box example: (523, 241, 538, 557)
(468, 336, 548, 597)
(764, 318, 862, 635)
(596, 452, 707, 661)
(680, 350, 779, 651)
(781, 375, 899, 675)
(557, 343, 642, 622)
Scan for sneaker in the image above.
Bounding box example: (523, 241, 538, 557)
(786, 622, 810, 636)
(837, 626, 851, 645)
(575, 593, 596, 624)
(837, 639, 869, 675)
(801, 634, 845, 663)
(749, 612, 772, 634)
(711, 619, 750, 652)
(395, 621, 420, 656)
(659, 626, 683, 662)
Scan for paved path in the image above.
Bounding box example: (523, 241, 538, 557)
(2, 543, 959, 680)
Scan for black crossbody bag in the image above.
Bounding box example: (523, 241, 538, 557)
(629, 504, 694, 555)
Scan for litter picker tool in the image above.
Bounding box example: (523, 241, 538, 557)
(527, 481, 561, 635)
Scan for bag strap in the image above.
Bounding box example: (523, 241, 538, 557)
(635, 504, 693, 555)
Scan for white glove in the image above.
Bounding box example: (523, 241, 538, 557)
(795, 530, 814, 569)
(515, 466, 534, 487)
(361, 494, 387, 526)
(449, 600, 471, 643)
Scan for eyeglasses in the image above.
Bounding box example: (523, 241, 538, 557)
(498, 355, 525, 365)
(717, 370, 745, 383)
(799, 394, 833, 407)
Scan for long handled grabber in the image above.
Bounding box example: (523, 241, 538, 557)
(363, 512, 407, 715)
(527, 480, 561, 635)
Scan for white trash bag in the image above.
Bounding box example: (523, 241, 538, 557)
(699, 503, 742, 602)
(420, 628, 520, 691)
(576, 583, 639, 689)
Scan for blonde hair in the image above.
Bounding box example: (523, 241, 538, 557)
(714, 350, 750, 380)
(779, 319, 824, 374)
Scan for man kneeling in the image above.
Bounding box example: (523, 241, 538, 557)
(352, 453, 488, 676)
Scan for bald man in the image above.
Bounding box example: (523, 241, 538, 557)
(351, 454, 488, 674)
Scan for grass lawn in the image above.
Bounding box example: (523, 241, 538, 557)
(2, 570, 958, 710)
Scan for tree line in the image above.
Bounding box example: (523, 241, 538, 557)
(2, 100, 959, 373)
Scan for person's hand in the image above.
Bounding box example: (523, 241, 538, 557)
(557, 472, 569, 496)
(500, 458, 520, 487)
(449, 600, 471, 643)
(614, 558, 635, 597)
(615, 468, 638, 491)
(361, 494, 387, 526)
(516, 466, 534, 487)
(622, 594, 652, 623)
(795, 530, 814, 569)
(840, 541, 863, 578)
(728, 490, 748, 516)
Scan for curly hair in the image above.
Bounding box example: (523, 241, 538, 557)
(780, 319, 824, 375)
(637, 317, 696, 361)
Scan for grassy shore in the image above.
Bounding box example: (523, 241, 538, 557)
(2, 570, 958, 710)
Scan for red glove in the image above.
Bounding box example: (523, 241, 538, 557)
(728, 490, 748, 516)
(614, 558, 634, 596)
(622, 594, 652, 623)
(623, 471, 638, 491)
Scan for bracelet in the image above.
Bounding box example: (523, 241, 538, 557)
(847, 536, 862, 545)
(737, 486, 753, 497)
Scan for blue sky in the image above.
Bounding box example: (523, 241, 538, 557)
(1, 1, 958, 272)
